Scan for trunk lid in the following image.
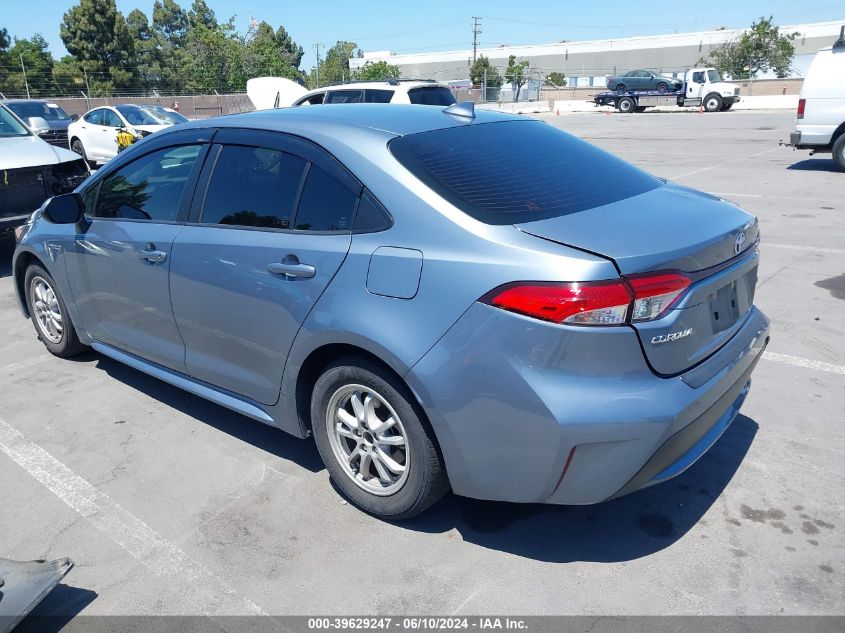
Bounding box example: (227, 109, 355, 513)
(517, 182, 760, 375)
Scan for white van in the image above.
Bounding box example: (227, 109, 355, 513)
(784, 26, 845, 171)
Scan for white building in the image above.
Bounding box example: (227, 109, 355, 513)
(349, 21, 844, 87)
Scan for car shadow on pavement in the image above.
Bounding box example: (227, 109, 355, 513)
(402, 415, 759, 563)
(16, 584, 98, 633)
(86, 353, 325, 473)
(786, 158, 839, 172)
(0, 233, 15, 278)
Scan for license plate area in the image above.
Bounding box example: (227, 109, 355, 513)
(710, 281, 741, 334)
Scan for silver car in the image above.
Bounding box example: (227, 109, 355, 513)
(12, 104, 769, 519)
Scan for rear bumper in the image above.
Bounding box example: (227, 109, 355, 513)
(408, 302, 769, 505)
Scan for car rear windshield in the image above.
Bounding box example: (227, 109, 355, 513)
(389, 120, 660, 224)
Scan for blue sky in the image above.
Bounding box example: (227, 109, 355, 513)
(3, 0, 844, 69)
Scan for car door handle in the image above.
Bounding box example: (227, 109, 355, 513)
(267, 257, 315, 279)
(138, 245, 167, 264)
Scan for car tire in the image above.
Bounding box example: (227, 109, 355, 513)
(720, 103, 733, 111)
(656, 82, 668, 93)
(24, 264, 88, 358)
(635, 106, 647, 113)
(833, 134, 845, 172)
(311, 357, 449, 520)
(615, 84, 627, 94)
(70, 138, 88, 163)
(703, 93, 723, 113)
(618, 97, 636, 113)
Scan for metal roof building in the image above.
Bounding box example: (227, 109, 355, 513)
(349, 21, 844, 86)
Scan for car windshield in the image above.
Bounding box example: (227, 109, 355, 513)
(6, 101, 71, 122)
(0, 105, 30, 137)
(149, 106, 189, 124)
(707, 69, 722, 83)
(115, 105, 168, 125)
(390, 120, 660, 225)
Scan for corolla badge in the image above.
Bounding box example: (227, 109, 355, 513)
(651, 328, 693, 345)
(734, 231, 746, 255)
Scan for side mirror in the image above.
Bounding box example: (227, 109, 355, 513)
(70, 113, 80, 121)
(27, 116, 51, 135)
(43, 193, 85, 225)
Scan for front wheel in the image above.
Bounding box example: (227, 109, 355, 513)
(656, 82, 668, 93)
(615, 84, 627, 94)
(720, 103, 733, 111)
(70, 138, 87, 161)
(833, 134, 845, 172)
(703, 94, 723, 112)
(24, 265, 88, 358)
(311, 358, 449, 519)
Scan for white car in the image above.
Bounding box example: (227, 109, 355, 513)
(246, 77, 457, 110)
(784, 26, 845, 171)
(67, 104, 189, 164)
(0, 104, 89, 231)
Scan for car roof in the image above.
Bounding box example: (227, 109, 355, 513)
(301, 80, 447, 96)
(178, 103, 524, 138)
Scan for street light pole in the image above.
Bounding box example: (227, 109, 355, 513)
(313, 43, 325, 87)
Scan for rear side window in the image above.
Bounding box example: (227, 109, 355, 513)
(201, 146, 306, 229)
(407, 87, 456, 106)
(390, 121, 659, 225)
(93, 145, 202, 221)
(365, 89, 394, 103)
(84, 109, 104, 125)
(325, 90, 363, 104)
(294, 164, 357, 231)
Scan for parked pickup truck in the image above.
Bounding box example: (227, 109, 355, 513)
(593, 67, 740, 113)
(780, 26, 845, 171)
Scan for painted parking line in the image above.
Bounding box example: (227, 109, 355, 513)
(766, 243, 845, 255)
(0, 418, 266, 616)
(672, 147, 779, 180)
(762, 352, 845, 376)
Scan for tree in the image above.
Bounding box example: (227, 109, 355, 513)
(707, 16, 798, 79)
(60, 0, 136, 95)
(310, 41, 359, 87)
(188, 0, 217, 31)
(274, 25, 304, 68)
(353, 60, 400, 81)
(0, 29, 10, 93)
(52, 55, 87, 96)
(240, 21, 302, 85)
(181, 23, 239, 92)
(544, 71, 566, 87)
(469, 55, 501, 88)
(153, 0, 189, 47)
(504, 55, 530, 101)
(6, 35, 57, 96)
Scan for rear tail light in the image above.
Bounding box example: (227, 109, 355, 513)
(484, 281, 631, 326)
(483, 272, 691, 326)
(626, 272, 691, 321)
(797, 98, 805, 119)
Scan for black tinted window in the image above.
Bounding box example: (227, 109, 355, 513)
(390, 121, 659, 225)
(294, 165, 357, 231)
(354, 192, 391, 232)
(202, 146, 306, 229)
(408, 87, 456, 106)
(93, 145, 201, 221)
(325, 90, 363, 104)
(365, 89, 394, 103)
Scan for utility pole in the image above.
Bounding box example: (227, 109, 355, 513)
(472, 16, 482, 64)
(312, 43, 325, 87)
(20, 54, 30, 99)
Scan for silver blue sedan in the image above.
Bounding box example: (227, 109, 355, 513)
(12, 103, 769, 519)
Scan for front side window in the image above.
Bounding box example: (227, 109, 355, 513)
(93, 145, 201, 221)
(325, 90, 364, 104)
(103, 110, 123, 127)
(692, 72, 706, 84)
(390, 120, 659, 225)
(294, 164, 357, 231)
(201, 145, 306, 229)
(407, 87, 456, 106)
(707, 70, 722, 83)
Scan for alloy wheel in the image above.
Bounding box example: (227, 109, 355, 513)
(325, 384, 410, 496)
(31, 276, 63, 344)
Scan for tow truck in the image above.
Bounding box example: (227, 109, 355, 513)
(593, 67, 741, 113)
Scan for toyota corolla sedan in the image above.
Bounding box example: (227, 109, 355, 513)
(12, 104, 769, 519)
